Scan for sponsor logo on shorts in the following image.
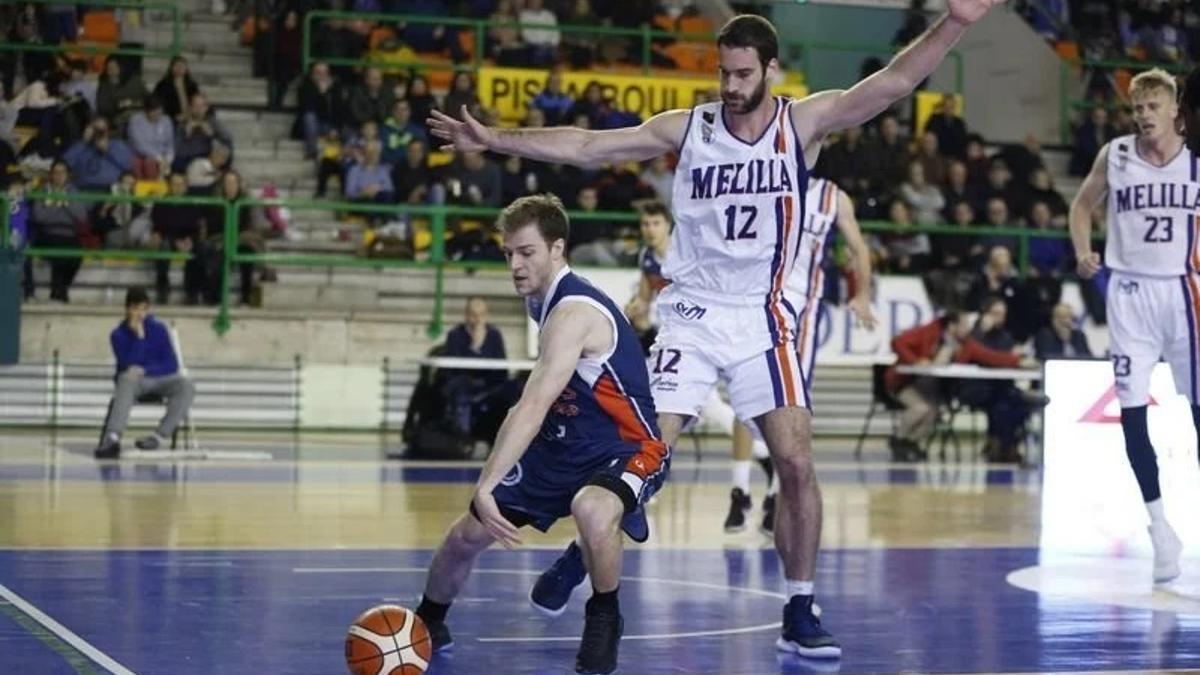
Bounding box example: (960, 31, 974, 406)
(673, 301, 707, 321)
(1118, 279, 1140, 295)
(650, 376, 679, 393)
(500, 462, 523, 486)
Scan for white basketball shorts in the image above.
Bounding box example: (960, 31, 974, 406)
(1107, 270, 1200, 407)
(648, 284, 821, 422)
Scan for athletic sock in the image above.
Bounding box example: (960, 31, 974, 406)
(732, 460, 751, 493)
(1147, 498, 1167, 526)
(785, 579, 813, 600)
(416, 596, 450, 624)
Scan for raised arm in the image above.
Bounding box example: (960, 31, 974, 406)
(790, 0, 1001, 164)
(428, 106, 689, 168)
(470, 302, 610, 547)
(1069, 143, 1109, 279)
(834, 190, 877, 330)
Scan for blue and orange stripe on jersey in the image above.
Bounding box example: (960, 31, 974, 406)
(762, 99, 804, 409)
(593, 366, 669, 487)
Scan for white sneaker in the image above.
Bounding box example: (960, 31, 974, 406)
(1149, 522, 1183, 583)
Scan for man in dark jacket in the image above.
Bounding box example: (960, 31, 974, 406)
(1035, 303, 1092, 361)
(95, 287, 196, 459)
(439, 296, 516, 445)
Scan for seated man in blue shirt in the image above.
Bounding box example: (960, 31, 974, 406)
(94, 287, 196, 459)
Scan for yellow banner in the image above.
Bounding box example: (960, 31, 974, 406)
(914, 91, 963, 138)
(478, 66, 809, 125)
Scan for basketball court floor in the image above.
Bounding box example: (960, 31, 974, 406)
(1, 430, 1199, 675)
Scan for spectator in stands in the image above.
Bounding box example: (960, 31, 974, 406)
(296, 61, 340, 160)
(914, 130, 948, 187)
(393, 139, 433, 205)
(979, 196, 1019, 257)
(269, 8, 302, 109)
(980, 158, 1018, 215)
(96, 56, 148, 134)
(924, 93, 967, 160)
(63, 117, 134, 192)
(345, 120, 381, 169)
(963, 133, 990, 188)
(127, 95, 174, 180)
(882, 199, 930, 274)
(152, 56, 200, 121)
(173, 93, 233, 173)
(315, 128, 344, 198)
(865, 112, 911, 199)
(443, 150, 501, 208)
(405, 74, 437, 134)
(500, 154, 538, 204)
(25, 159, 87, 302)
(151, 173, 207, 304)
(532, 69, 575, 127)
(344, 139, 395, 207)
(1022, 167, 1068, 226)
(399, 0, 467, 63)
(61, 59, 96, 114)
(94, 172, 145, 248)
(640, 154, 673, 209)
(382, 99, 428, 167)
(1069, 105, 1115, 176)
(440, 70, 482, 122)
(996, 133, 1044, 189)
(561, 0, 599, 67)
(893, 0, 930, 48)
(899, 161, 945, 226)
(185, 141, 232, 195)
(933, 200, 984, 271)
(940, 160, 979, 220)
(216, 169, 269, 307)
(487, 0, 528, 66)
(958, 296, 1039, 463)
(816, 126, 874, 214)
(41, 2, 78, 44)
(346, 67, 394, 130)
(1035, 303, 1092, 361)
(1027, 200, 1071, 277)
(966, 245, 1021, 312)
(93, 286, 196, 459)
(439, 296, 514, 445)
(568, 81, 605, 129)
(567, 185, 623, 265)
(519, 0, 561, 66)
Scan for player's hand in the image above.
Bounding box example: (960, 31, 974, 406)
(471, 489, 521, 549)
(849, 295, 877, 331)
(947, 0, 1002, 25)
(1076, 251, 1101, 279)
(427, 106, 495, 153)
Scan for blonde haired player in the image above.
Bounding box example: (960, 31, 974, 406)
(1070, 68, 1200, 583)
(430, 1, 998, 658)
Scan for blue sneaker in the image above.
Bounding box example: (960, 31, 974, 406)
(530, 540, 587, 617)
(775, 595, 841, 659)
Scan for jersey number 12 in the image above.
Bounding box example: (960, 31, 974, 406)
(724, 205, 758, 241)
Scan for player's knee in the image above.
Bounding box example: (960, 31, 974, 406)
(570, 486, 623, 532)
(774, 451, 816, 487)
(450, 514, 492, 552)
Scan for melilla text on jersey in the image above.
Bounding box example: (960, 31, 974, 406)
(690, 158, 795, 200)
(1114, 182, 1200, 214)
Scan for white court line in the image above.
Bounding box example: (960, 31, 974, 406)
(0, 582, 137, 675)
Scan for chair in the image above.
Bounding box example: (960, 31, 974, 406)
(854, 364, 905, 460)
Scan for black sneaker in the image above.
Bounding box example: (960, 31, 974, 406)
(134, 435, 162, 450)
(776, 595, 841, 659)
(424, 619, 454, 652)
(760, 494, 776, 535)
(93, 440, 121, 459)
(723, 488, 752, 532)
(575, 605, 622, 674)
(530, 540, 587, 617)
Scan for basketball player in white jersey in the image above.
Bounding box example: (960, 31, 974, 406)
(1070, 69, 1200, 583)
(429, 1, 998, 658)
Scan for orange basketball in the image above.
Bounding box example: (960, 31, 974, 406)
(345, 604, 432, 675)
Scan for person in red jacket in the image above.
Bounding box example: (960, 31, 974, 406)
(885, 309, 1022, 461)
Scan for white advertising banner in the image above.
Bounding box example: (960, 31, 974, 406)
(1041, 359, 1200, 555)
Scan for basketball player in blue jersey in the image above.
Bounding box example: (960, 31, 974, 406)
(412, 195, 670, 675)
(429, 1, 998, 658)
(1070, 69, 1200, 584)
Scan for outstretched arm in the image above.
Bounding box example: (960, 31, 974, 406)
(791, 0, 1001, 161)
(427, 106, 689, 168)
(1069, 143, 1109, 279)
(835, 190, 877, 331)
(470, 302, 610, 547)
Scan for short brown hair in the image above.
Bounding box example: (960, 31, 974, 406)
(639, 200, 673, 225)
(717, 15, 779, 71)
(497, 194, 570, 245)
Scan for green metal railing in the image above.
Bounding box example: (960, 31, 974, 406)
(3, 191, 1094, 341)
(300, 11, 963, 99)
(0, 0, 182, 60)
(1058, 58, 1192, 143)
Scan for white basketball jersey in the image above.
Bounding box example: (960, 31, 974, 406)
(1105, 135, 1200, 277)
(785, 177, 837, 301)
(667, 96, 809, 298)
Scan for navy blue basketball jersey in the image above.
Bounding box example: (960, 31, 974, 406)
(527, 266, 669, 493)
